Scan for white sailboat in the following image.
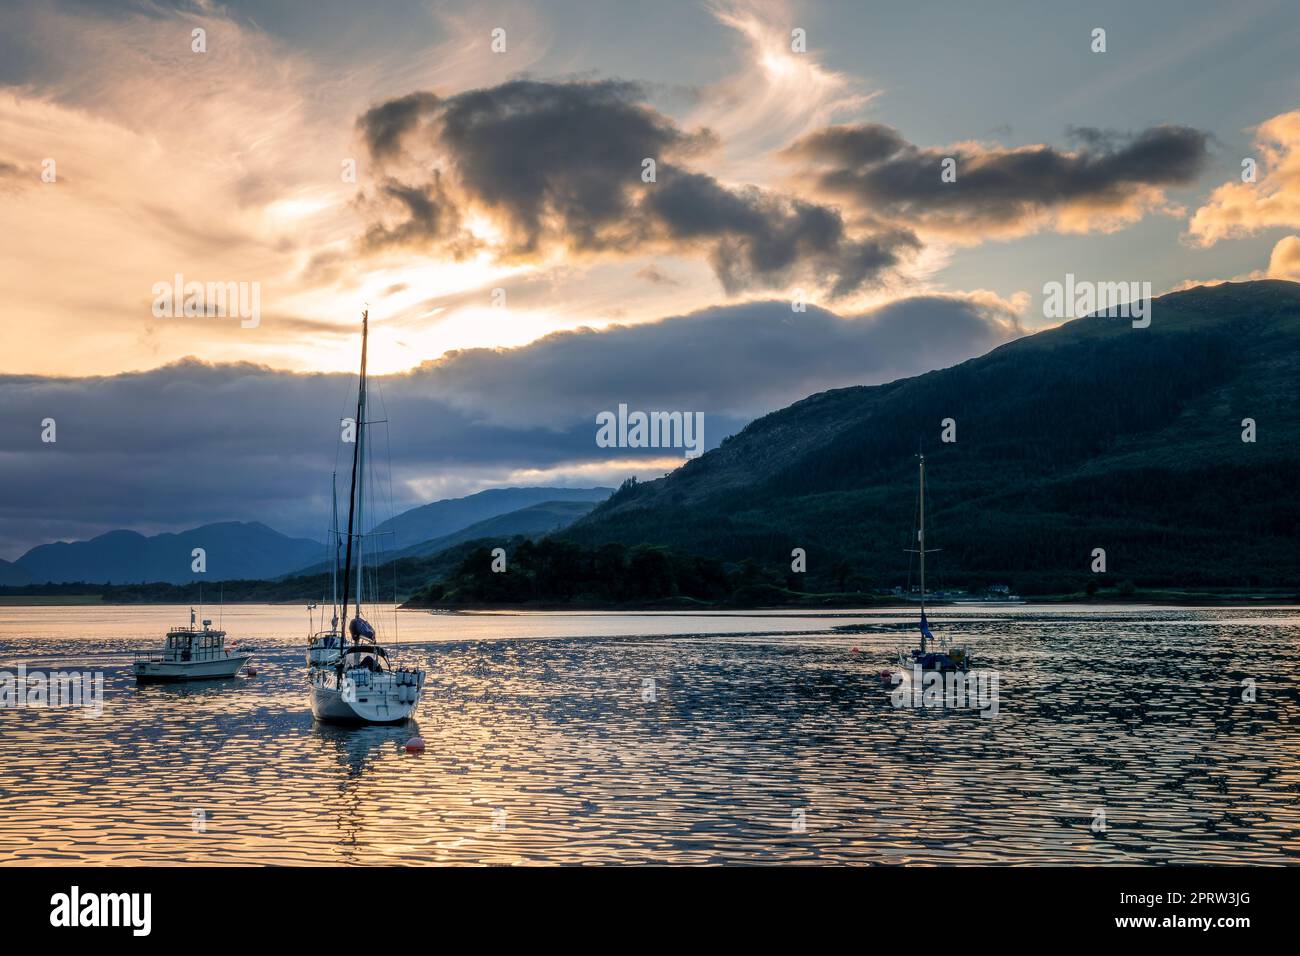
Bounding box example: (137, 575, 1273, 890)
(308, 311, 426, 724)
(897, 452, 972, 673)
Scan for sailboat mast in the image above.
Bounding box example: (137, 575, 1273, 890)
(330, 472, 339, 629)
(354, 318, 368, 617)
(919, 454, 926, 653)
(338, 311, 368, 649)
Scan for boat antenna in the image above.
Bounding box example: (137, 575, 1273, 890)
(338, 310, 368, 661)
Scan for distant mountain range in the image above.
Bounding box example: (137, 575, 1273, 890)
(389, 499, 603, 560)
(370, 486, 612, 551)
(5, 486, 612, 587)
(0, 558, 29, 586)
(564, 280, 1300, 595)
(288, 493, 609, 575)
(11, 522, 322, 586)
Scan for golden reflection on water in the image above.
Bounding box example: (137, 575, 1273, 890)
(0, 605, 1298, 865)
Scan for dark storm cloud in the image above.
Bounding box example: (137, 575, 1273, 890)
(783, 122, 1212, 233)
(642, 171, 918, 296)
(0, 294, 1018, 557)
(356, 90, 441, 160)
(358, 79, 703, 254)
(431, 79, 708, 255)
(354, 79, 916, 295)
(361, 173, 469, 253)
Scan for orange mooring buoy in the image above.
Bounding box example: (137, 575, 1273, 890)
(405, 736, 425, 754)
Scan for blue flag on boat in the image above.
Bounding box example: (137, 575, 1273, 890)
(920, 613, 933, 640)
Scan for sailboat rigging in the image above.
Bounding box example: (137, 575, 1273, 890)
(306, 472, 343, 663)
(307, 311, 426, 723)
(898, 452, 972, 673)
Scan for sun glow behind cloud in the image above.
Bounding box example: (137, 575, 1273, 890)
(0, 0, 1279, 384)
(0, 0, 919, 378)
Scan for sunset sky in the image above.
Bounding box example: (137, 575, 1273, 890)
(3, 0, 1300, 557)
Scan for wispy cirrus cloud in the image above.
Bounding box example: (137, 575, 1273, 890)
(0, 4, 366, 375)
(685, 0, 876, 182)
(0, 1, 553, 377)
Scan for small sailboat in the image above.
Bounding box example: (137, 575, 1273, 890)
(308, 311, 425, 724)
(134, 608, 253, 682)
(897, 452, 971, 673)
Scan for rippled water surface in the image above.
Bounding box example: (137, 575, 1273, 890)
(1, 604, 1298, 865)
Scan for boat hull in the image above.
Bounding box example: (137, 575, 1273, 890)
(896, 641, 974, 674)
(134, 655, 253, 682)
(309, 669, 423, 725)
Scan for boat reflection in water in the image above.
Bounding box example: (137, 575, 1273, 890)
(311, 720, 424, 860)
(313, 720, 420, 780)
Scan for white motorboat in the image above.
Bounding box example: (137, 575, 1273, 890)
(308, 310, 426, 725)
(134, 609, 254, 682)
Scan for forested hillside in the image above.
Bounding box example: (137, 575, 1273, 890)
(558, 281, 1300, 595)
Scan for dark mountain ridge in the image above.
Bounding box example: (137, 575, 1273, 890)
(563, 280, 1300, 594)
(15, 521, 323, 585)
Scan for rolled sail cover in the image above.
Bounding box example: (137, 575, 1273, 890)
(349, 617, 376, 640)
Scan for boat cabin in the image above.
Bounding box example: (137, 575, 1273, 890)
(160, 622, 229, 662)
(340, 644, 389, 672)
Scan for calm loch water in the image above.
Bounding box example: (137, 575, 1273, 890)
(1, 604, 1297, 865)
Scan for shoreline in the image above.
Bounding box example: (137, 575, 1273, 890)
(399, 594, 1300, 611)
(3, 592, 1297, 609)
